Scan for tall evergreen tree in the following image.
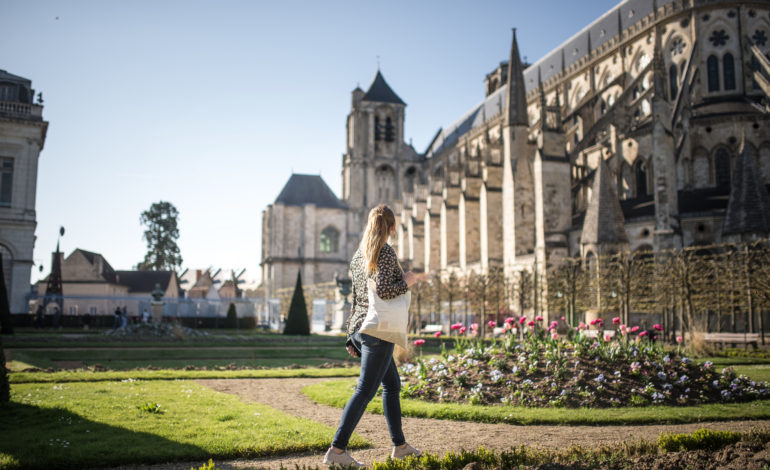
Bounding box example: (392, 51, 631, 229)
(284, 271, 310, 335)
(0, 254, 13, 335)
(138, 201, 183, 271)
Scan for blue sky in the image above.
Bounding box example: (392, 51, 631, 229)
(1, 0, 618, 286)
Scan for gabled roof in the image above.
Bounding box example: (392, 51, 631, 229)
(362, 71, 405, 105)
(275, 174, 347, 209)
(115, 270, 175, 294)
(580, 158, 629, 245)
(71, 248, 118, 283)
(722, 140, 770, 237)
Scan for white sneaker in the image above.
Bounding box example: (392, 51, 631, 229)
(323, 447, 364, 467)
(391, 443, 421, 460)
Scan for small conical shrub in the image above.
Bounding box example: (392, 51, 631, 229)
(225, 303, 238, 329)
(0, 335, 9, 404)
(284, 271, 310, 335)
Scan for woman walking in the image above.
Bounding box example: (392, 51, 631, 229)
(324, 204, 429, 467)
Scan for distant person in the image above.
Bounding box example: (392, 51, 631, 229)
(34, 304, 44, 328)
(142, 308, 150, 323)
(120, 306, 128, 330)
(52, 306, 62, 330)
(113, 306, 122, 330)
(82, 313, 91, 331)
(323, 204, 428, 467)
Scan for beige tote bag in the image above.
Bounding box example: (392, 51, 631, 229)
(359, 279, 411, 349)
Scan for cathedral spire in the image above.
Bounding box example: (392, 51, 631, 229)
(722, 134, 770, 240)
(505, 28, 528, 128)
(580, 158, 628, 247)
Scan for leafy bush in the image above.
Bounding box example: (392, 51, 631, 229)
(0, 334, 8, 404)
(191, 459, 219, 470)
(137, 402, 163, 414)
(284, 271, 310, 336)
(658, 428, 741, 452)
(225, 303, 238, 329)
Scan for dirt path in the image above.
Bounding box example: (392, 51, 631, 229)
(136, 377, 770, 470)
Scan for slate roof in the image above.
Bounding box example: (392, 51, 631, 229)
(362, 71, 405, 105)
(0, 69, 31, 85)
(426, 0, 678, 158)
(722, 140, 770, 237)
(580, 158, 629, 245)
(275, 174, 347, 209)
(115, 270, 174, 294)
(73, 249, 118, 283)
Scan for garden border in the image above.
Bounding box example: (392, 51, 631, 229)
(303, 379, 770, 426)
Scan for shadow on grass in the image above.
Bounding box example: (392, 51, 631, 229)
(0, 402, 205, 469)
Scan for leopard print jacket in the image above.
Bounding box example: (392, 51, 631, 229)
(345, 243, 408, 337)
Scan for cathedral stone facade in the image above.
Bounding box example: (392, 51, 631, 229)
(262, 0, 770, 322)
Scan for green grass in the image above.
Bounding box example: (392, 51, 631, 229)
(0, 380, 368, 469)
(7, 347, 352, 371)
(734, 364, 770, 383)
(10, 367, 360, 384)
(303, 379, 770, 425)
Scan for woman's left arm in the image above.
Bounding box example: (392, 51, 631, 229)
(375, 245, 408, 299)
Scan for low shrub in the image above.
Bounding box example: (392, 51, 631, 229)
(658, 428, 741, 452)
(191, 459, 219, 470)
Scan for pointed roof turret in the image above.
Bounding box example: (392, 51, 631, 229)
(722, 136, 770, 238)
(362, 70, 405, 105)
(580, 158, 629, 246)
(505, 28, 528, 127)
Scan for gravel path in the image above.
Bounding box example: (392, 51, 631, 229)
(143, 377, 769, 470)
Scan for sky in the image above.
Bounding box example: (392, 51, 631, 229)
(1, 0, 619, 287)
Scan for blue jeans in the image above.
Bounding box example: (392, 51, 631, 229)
(331, 331, 405, 449)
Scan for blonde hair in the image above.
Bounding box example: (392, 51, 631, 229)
(360, 204, 395, 275)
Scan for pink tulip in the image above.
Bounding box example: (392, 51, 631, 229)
(519, 316, 527, 325)
(527, 320, 535, 327)
(653, 324, 663, 331)
(638, 331, 648, 338)
(550, 321, 559, 330)
(604, 334, 612, 342)
(561, 316, 566, 322)
(414, 339, 426, 346)
(589, 319, 598, 326)
(459, 326, 467, 334)
(551, 332, 559, 340)
(612, 317, 620, 325)
(471, 323, 479, 330)
(434, 331, 442, 338)
(503, 323, 512, 331)
(630, 326, 640, 333)
(450, 322, 463, 331)
(504, 317, 515, 324)
(488, 320, 496, 328)
(578, 322, 587, 330)
(535, 315, 544, 322)
(676, 335, 683, 343)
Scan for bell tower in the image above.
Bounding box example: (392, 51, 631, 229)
(341, 70, 406, 214)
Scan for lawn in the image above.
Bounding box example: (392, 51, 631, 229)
(0, 380, 368, 469)
(303, 379, 770, 425)
(7, 346, 353, 370)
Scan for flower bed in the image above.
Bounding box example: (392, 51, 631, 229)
(400, 319, 769, 408)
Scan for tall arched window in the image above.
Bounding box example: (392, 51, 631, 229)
(385, 117, 395, 142)
(669, 64, 679, 100)
(403, 167, 417, 193)
(715, 148, 731, 187)
(635, 160, 648, 197)
(374, 116, 382, 141)
(723, 53, 736, 90)
(319, 226, 339, 253)
(707, 55, 720, 92)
